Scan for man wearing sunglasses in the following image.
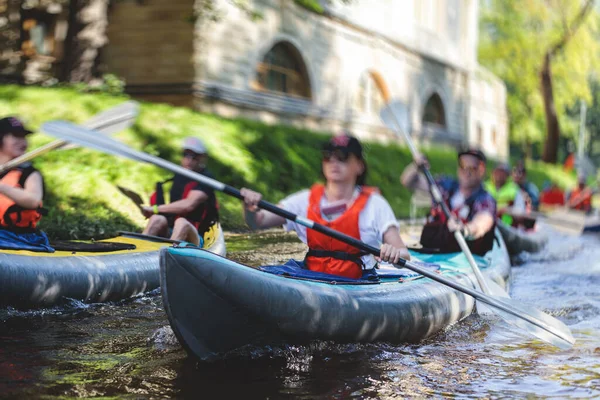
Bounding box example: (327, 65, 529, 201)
(141, 137, 220, 247)
(401, 148, 497, 256)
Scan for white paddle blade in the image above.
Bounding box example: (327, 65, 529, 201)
(41, 120, 227, 192)
(59, 101, 140, 150)
(476, 278, 510, 315)
(380, 100, 411, 137)
(380, 101, 421, 157)
(491, 298, 575, 350)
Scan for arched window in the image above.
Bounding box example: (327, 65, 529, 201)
(477, 123, 483, 146)
(356, 71, 387, 115)
(255, 41, 311, 99)
(422, 93, 446, 127)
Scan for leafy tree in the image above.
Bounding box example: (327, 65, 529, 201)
(479, 0, 600, 163)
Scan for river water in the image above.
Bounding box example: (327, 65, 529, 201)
(1, 228, 599, 399)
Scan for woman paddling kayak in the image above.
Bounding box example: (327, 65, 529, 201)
(0, 117, 52, 252)
(240, 133, 410, 279)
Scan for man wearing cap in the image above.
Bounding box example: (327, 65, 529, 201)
(141, 137, 220, 246)
(484, 162, 525, 226)
(0, 117, 52, 252)
(401, 148, 497, 256)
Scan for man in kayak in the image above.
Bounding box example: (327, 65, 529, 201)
(240, 133, 410, 280)
(512, 161, 539, 211)
(567, 174, 594, 214)
(400, 148, 496, 256)
(484, 162, 525, 226)
(141, 137, 220, 246)
(0, 117, 52, 252)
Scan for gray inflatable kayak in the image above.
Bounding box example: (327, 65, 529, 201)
(497, 221, 548, 256)
(0, 228, 226, 309)
(160, 230, 511, 361)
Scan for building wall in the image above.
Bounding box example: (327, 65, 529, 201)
(102, 0, 507, 158)
(104, 0, 195, 94)
(468, 66, 509, 160)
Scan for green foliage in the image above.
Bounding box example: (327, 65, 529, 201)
(294, 0, 325, 14)
(0, 85, 577, 239)
(479, 0, 600, 148)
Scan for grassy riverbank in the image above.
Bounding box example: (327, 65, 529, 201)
(0, 85, 577, 239)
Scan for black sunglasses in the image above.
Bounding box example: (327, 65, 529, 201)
(322, 149, 351, 163)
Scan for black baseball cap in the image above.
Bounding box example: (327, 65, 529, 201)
(323, 133, 364, 160)
(458, 147, 486, 163)
(0, 117, 33, 136)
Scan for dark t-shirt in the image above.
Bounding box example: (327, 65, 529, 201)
(436, 177, 497, 220)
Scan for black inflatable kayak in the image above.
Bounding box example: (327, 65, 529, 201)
(160, 230, 511, 360)
(0, 227, 226, 309)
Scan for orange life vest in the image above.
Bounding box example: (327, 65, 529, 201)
(0, 168, 43, 230)
(568, 187, 592, 211)
(305, 184, 376, 279)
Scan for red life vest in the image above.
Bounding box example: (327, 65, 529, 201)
(305, 184, 376, 279)
(0, 168, 43, 230)
(150, 173, 219, 236)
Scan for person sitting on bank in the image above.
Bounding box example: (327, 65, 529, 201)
(0, 117, 52, 252)
(512, 161, 540, 211)
(400, 148, 496, 256)
(141, 137, 220, 246)
(240, 133, 410, 280)
(567, 174, 593, 214)
(484, 162, 525, 226)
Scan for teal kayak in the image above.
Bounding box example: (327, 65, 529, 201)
(160, 229, 511, 360)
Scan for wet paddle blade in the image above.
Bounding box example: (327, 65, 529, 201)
(116, 185, 145, 209)
(485, 296, 576, 350)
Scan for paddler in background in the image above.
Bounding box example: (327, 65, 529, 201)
(484, 162, 525, 226)
(510, 161, 539, 229)
(240, 133, 410, 280)
(140, 137, 221, 246)
(512, 161, 539, 211)
(400, 148, 497, 256)
(0, 117, 52, 252)
(540, 181, 566, 208)
(567, 174, 594, 214)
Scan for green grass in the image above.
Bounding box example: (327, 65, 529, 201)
(0, 85, 579, 239)
(293, 0, 325, 14)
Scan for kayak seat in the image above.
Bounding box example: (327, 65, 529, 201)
(260, 259, 441, 284)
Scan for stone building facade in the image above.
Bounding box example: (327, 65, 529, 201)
(1, 0, 509, 159)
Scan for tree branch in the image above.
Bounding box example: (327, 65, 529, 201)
(550, 0, 595, 57)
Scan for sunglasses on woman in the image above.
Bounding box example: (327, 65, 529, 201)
(322, 149, 351, 163)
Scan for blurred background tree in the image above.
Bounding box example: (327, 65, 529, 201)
(479, 0, 600, 163)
